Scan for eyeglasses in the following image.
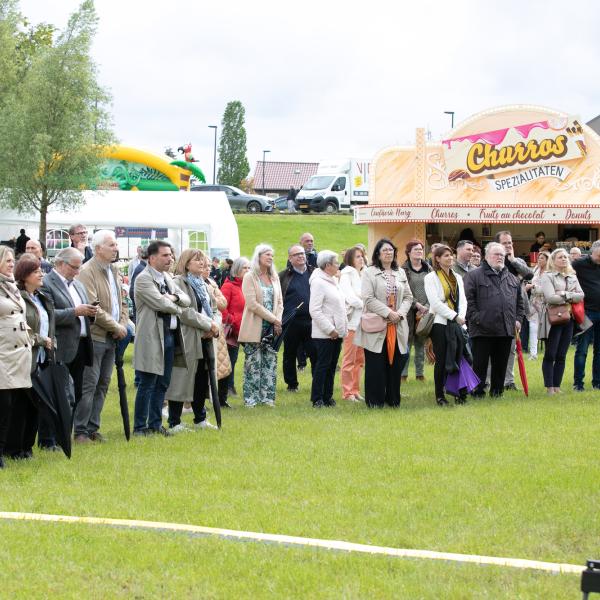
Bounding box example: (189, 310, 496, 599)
(73, 230, 87, 236)
(290, 252, 305, 258)
(65, 262, 81, 270)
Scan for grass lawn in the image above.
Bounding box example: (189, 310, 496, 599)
(235, 213, 367, 264)
(1, 214, 598, 598)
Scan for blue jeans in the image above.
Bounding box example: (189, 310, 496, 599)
(574, 310, 600, 388)
(134, 331, 175, 431)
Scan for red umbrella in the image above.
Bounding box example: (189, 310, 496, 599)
(515, 330, 529, 396)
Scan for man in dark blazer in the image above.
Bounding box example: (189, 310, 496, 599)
(41, 247, 98, 423)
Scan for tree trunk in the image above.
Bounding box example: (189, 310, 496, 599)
(38, 187, 49, 245)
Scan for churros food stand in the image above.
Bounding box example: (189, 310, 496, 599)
(355, 105, 600, 257)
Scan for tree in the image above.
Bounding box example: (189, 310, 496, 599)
(0, 0, 114, 242)
(217, 100, 249, 187)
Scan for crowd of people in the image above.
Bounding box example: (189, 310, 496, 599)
(1, 225, 599, 468)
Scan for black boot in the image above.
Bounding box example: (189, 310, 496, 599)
(436, 397, 450, 406)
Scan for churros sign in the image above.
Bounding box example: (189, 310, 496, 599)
(442, 116, 586, 180)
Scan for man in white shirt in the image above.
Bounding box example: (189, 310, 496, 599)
(41, 248, 98, 443)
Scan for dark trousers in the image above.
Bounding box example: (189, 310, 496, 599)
(364, 343, 408, 408)
(0, 389, 14, 455)
(310, 338, 342, 406)
(431, 323, 448, 399)
(543, 320, 574, 388)
(134, 330, 175, 432)
(5, 388, 38, 457)
(69, 338, 92, 407)
(168, 358, 208, 427)
(168, 357, 209, 427)
(283, 317, 315, 389)
(472, 336, 513, 396)
(574, 310, 600, 388)
(226, 344, 239, 392)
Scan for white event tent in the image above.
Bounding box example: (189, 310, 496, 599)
(0, 190, 240, 260)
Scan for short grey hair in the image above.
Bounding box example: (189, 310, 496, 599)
(231, 256, 250, 278)
(91, 229, 116, 251)
(250, 244, 277, 278)
(485, 242, 505, 258)
(55, 247, 84, 265)
(591, 240, 600, 253)
(317, 250, 338, 269)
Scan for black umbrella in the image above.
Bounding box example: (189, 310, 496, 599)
(31, 361, 72, 459)
(268, 302, 304, 352)
(114, 352, 131, 441)
(203, 337, 222, 429)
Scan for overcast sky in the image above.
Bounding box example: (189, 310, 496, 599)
(18, 0, 600, 183)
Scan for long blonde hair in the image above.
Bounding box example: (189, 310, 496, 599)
(174, 248, 207, 276)
(547, 248, 574, 276)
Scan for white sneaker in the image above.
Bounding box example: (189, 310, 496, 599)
(169, 423, 189, 434)
(195, 420, 218, 430)
(528, 355, 538, 361)
(344, 395, 360, 402)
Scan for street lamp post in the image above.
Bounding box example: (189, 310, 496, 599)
(444, 111, 455, 129)
(208, 125, 217, 184)
(262, 149, 270, 195)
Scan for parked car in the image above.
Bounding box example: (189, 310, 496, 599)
(191, 184, 273, 213)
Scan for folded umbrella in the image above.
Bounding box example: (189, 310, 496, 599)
(267, 302, 304, 352)
(31, 362, 72, 459)
(515, 330, 529, 397)
(114, 352, 131, 441)
(445, 357, 480, 397)
(204, 337, 222, 429)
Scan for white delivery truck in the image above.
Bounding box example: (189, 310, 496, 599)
(296, 158, 370, 213)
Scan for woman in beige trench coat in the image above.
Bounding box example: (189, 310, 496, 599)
(165, 249, 220, 432)
(0, 245, 32, 468)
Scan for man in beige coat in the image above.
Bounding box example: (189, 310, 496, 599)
(133, 241, 190, 436)
(76, 230, 129, 443)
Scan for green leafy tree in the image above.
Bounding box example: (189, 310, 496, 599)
(0, 0, 114, 242)
(217, 100, 249, 187)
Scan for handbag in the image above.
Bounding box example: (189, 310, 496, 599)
(415, 311, 434, 337)
(223, 316, 238, 347)
(360, 311, 387, 333)
(547, 303, 571, 326)
(571, 300, 585, 325)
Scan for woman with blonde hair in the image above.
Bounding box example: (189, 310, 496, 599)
(165, 248, 220, 432)
(540, 248, 584, 394)
(238, 244, 283, 407)
(0, 246, 32, 467)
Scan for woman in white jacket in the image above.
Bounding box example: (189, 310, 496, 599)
(339, 246, 366, 402)
(309, 250, 348, 408)
(424, 245, 467, 406)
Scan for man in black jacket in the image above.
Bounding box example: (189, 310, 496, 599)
(279, 245, 315, 391)
(573, 240, 600, 391)
(464, 242, 524, 398)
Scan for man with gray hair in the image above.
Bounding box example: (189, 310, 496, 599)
(278, 244, 315, 392)
(75, 230, 128, 443)
(41, 247, 98, 447)
(464, 242, 524, 398)
(25, 239, 52, 273)
(573, 239, 600, 391)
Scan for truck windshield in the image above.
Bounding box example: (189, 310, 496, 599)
(303, 176, 334, 190)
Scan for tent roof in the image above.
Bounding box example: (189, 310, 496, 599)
(0, 190, 229, 229)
